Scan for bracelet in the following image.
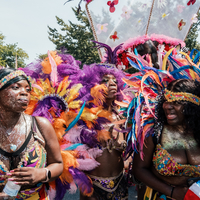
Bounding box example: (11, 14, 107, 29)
(42, 168, 51, 183)
(170, 186, 175, 198)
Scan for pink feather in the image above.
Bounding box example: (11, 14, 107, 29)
(88, 148, 103, 158)
(77, 158, 100, 171)
(32, 83, 44, 92)
(48, 50, 58, 87)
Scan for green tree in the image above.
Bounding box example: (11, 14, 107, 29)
(48, 8, 100, 66)
(0, 33, 29, 68)
(185, 10, 200, 51)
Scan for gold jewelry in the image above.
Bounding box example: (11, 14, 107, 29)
(164, 89, 200, 106)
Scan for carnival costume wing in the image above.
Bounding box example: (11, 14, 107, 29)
(22, 50, 127, 199)
(84, 0, 199, 58)
(22, 51, 96, 199)
(122, 49, 200, 159)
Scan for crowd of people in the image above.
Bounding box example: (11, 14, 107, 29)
(0, 39, 200, 200)
(0, 7, 200, 199)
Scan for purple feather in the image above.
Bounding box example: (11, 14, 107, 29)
(55, 178, 70, 200)
(92, 40, 123, 65)
(80, 129, 99, 147)
(68, 167, 93, 196)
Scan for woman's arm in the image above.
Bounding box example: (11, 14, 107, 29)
(35, 116, 63, 182)
(9, 116, 63, 185)
(132, 135, 188, 200)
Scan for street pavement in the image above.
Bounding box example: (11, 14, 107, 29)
(63, 186, 137, 200)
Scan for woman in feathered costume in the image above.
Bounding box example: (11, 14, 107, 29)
(21, 47, 130, 200)
(62, 42, 130, 200)
(122, 47, 200, 200)
(21, 50, 90, 199)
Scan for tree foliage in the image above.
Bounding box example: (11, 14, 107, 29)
(185, 10, 200, 51)
(0, 33, 29, 68)
(48, 8, 100, 66)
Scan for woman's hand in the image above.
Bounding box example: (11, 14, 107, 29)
(7, 167, 46, 186)
(172, 186, 188, 200)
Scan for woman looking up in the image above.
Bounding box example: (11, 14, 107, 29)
(132, 79, 200, 200)
(0, 68, 63, 199)
(79, 64, 128, 200)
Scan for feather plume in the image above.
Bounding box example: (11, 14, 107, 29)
(90, 84, 107, 106)
(55, 178, 70, 200)
(59, 150, 79, 183)
(77, 158, 100, 171)
(68, 100, 82, 109)
(48, 50, 58, 87)
(53, 118, 66, 140)
(66, 84, 83, 103)
(25, 100, 37, 115)
(68, 167, 93, 197)
(92, 40, 123, 65)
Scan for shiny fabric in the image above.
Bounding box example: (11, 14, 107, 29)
(89, 172, 128, 200)
(0, 117, 47, 199)
(153, 144, 200, 177)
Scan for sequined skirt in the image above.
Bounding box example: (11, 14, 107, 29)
(89, 171, 128, 200)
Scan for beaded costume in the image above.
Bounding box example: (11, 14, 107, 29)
(153, 144, 200, 177)
(0, 115, 47, 200)
(89, 171, 128, 200)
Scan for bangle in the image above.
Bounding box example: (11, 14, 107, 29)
(42, 168, 51, 183)
(170, 186, 175, 198)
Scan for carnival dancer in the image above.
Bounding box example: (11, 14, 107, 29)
(0, 68, 63, 199)
(121, 49, 200, 200)
(78, 63, 128, 200)
(49, 42, 129, 199)
(22, 49, 128, 200)
(22, 51, 87, 200)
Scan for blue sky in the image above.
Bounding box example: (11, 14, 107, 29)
(0, 0, 199, 65)
(0, 0, 78, 64)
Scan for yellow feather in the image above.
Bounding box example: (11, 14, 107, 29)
(59, 80, 71, 97)
(33, 87, 44, 100)
(57, 77, 69, 94)
(40, 79, 50, 95)
(81, 109, 98, 122)
(68, 100, 82, 109)
(57, 81, 64, 95)
(66, 84, 83, 103)
(162, 48, 175, 70)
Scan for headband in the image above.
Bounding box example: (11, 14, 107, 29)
(0, 70, 31, 89)
(164, 89, 200, 106)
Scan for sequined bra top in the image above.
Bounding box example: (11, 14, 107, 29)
(153, 143, 200, 177)
(0, 116, 47, 200)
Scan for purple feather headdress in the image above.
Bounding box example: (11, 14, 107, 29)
(22, 52, 82, 85)
(92, 40, 123, 66)
(77, 63, 126, 102)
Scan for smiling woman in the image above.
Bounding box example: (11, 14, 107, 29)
(132, 79, 200, 200)
(0, 68, 63, 199)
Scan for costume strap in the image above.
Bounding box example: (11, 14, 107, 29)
(164, 89, 200, 106)
(0, 70, 31, 89)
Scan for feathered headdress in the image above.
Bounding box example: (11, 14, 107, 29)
(122, 48, 200, 159)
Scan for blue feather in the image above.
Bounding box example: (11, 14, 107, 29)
(63, 101, 86, 136)
(64, 143, 83, 151)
